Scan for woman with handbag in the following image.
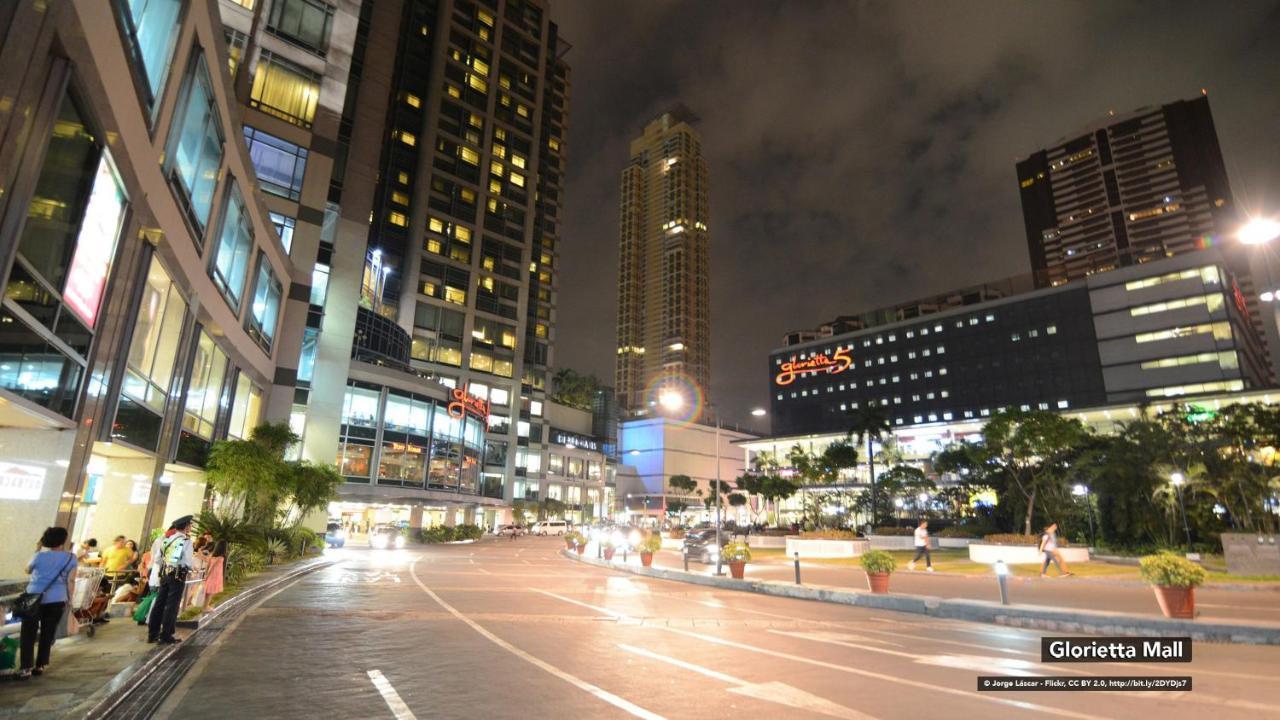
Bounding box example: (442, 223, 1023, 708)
(16, 527, 77, 680)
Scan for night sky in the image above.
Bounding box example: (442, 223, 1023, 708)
(551, 0, 1280, 427)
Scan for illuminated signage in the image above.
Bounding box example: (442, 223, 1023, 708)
(774, 347, 853, 386)
(551, 428, 601, 452)
(1231, 280, 1248, 316)
(447, 387, 490, 420)
(0, 463, 47, 501)
(64, 153, 126, 329)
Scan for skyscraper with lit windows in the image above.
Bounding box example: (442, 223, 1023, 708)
(615, 107, 711, 417)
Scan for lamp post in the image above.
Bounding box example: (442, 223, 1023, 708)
(1072, 483, 1095, 547)
(1170, 472, 1192, 553)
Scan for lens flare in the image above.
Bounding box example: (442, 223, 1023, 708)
(643, 372, 704, 426)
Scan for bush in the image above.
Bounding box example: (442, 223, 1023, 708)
(1139, 552, 1206, 588)
(936, 527, 977, 539)
(722, 541, 752, 563)
(454, 524, 484, 541)
(666, 528, 686, 539)
(982, 534, 1040, 546)
(564, 531, 586, 546)
(860, 550, 896, 574)
(800, 529, 858, 540)
(637, 535, 663, 553)
(871, 526, 914, 536)
(417, 526, 455, 543)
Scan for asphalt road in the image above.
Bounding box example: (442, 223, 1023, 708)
(154, 537, 1280, 720)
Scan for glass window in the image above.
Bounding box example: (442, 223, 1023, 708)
(116, 0, 183, 108)
(224, 27, 248, 75)
(384, 392, 413, 433)
(227, 372, 263, 439)
(379, 439, 427, 485)
(547, 453, 563, 475)
(246, 254, 282, 351)
(588, 461, 601, 480)
(250, 50, 321, 127)
(296, 327, 319, 383)
(121, 257, 188, 413)
(182, 331, 228, 438)
(338, 442, 372, 478)
(211, 180, 253, 309)
(341, 384, 381, 428)
(310, 264, 329, 306)
(266, 0, 335, 54)
(243, 126, 308, 201)
(268, 212, 295, 253)
(567, 457, 584, 479)
(166, 54, 224, 232)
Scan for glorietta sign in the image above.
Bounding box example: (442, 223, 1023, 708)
(447, 387, 489, 420)
(775, 347, 852, 386)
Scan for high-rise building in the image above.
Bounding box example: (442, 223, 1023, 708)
(615, 107, 711, 417)
(1017, 95, 1239, 288)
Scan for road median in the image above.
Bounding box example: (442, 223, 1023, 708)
(562, 549, 1280, 646)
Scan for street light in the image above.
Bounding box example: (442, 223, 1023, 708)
(1072, 483, 1095, 547)
(658, 390, 684, 413)
(1238, 217, 1280, 246)
(751, 408, 767, 417)
(1170, 472, 1192, 554)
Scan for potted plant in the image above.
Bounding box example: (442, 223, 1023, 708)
(1139, 552, 1205, 619)
(860, 550, 896, 593)
(564, 531, 586, 555)
(722, 541, 752, 579)
(638, 535, 662, 567)
(602, 537, 617, 561)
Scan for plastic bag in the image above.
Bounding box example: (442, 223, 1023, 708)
(133, 592, 157, 623)
(0, 635, 17, 671)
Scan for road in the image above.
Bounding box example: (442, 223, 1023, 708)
(155, 537, 1280, 720)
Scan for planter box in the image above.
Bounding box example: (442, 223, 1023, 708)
(968, 543, 1090, 565)
(868, 535, 937, 551)
(938, 537, 975, 549)
(784, 537, 870, 558)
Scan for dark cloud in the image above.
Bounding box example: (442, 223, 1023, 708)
(550, 0, 1280, 426)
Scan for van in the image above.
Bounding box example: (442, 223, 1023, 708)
(531, 520, 568, 536)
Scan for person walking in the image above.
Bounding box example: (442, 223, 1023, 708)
(16, 527, 77, 680)
(907, 519, 934, 571)
(148, 515, 195, 645)
(1039, 522, 1072, 578)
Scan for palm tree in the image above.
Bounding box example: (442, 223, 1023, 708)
(846, 405, 891, 526)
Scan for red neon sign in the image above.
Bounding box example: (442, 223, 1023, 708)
(447, 387, 490, 420)
(775, 347, 853, 386)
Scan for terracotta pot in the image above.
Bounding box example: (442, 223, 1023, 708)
(1152, 585, 1195, 619)
(728, 561, 746, 579)
(603, 548, 616, 561)
(565, 540, 574, 550)
(640, 551, 654, 567)
(867, 572, 891, 594)
(575, 544, 585, 555)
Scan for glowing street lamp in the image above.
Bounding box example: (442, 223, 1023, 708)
(751, 408, 767, 417)
(658, 390, 685, 413)
(1238, 217, 1280, 246)
(1170, 472, 1192, 554)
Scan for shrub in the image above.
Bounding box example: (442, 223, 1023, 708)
(983, 534, 1040, 546)
(860, 549, 896, 574)
(1139, 552, 1206, 588)
(417, 526, 458, 544)
(564, 531, 586, 546)
(667, 528, 687, 539)
(800, 529, 858, 540)
(452, 524, 484, 541)
(936, 527, 977, 538)
(722, 541, 752, 563)
(637, 535, 663, 554)
(871, 526, 914, 536)
(264, 538, 289, 564)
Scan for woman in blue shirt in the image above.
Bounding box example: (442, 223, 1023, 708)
(18, 527, 77, 680)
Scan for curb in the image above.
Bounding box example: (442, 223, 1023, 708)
(81, 557, 337, 720)
(562, 550, 1280, 645)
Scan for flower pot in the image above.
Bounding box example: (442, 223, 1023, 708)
(603, 548, 615, 561)
(1152, 585, 1195, 619)
(867, 572, 891, 594)
(575, 544, 585, 555)
(728, 561, 746, 579)
(640, 551, 653, 567)
(565, 540, 574, 550)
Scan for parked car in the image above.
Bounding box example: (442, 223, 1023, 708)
(498, 524, 526, 537)
(324, 521, 346, 548)
(530, 520, 568, 536)
(682, 528, 729, 564)
(369, 525, 406, 549)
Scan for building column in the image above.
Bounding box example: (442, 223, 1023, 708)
(409, 504, 423, 530)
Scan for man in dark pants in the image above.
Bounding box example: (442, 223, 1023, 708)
(148, 515, 194, 645)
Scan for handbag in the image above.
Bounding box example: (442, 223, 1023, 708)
(13, 553, 73, 619)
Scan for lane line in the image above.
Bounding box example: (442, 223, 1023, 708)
(408, 558, 664, 720)
(368, 669, 418, 720)
(618, 644, 741, 684)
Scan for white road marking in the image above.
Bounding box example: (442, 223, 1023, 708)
(409, 559, 664, 720)
(533, 590, 1104, 720)
(368, 669, 417, 720)
(618, 644, 875, 720)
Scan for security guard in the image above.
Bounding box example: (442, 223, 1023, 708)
(147, 515, 194, 645)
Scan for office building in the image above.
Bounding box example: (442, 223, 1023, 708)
(769, 250, 1269, 437)
(615, 107, 711, 417)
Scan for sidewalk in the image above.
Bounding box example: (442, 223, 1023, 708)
(572, 546, 1280, 644)
(1, 557, 331, 719)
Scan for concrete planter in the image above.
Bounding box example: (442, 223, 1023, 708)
(938, 537, 975, 549)
(869, 535, 937, 551)
(968, 543, 1090, 564)
(745, 535, 788, 549)
(784, 537, 870, 558)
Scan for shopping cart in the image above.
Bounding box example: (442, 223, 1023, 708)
(71, 566, 108, 637)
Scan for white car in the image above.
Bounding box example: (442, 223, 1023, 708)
(530, 520, 568, 536)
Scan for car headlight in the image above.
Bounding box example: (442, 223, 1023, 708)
(395, 535, 406, 549)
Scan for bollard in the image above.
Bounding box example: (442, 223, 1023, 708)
(597, 541, 602, 559)
(683, 549, 689, 572)
(995, 560, 1009, 605)
(793, 552, 801, 584)
(623, 548, 628, 564)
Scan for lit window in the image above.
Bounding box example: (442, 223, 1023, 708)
(243, 126, 307, 201)
(119, 0, 183, 108)
(1135, 322, 1233, 344)
(391, 190, 410, 205)
(396, 129, 416, 146)
(167, 56, 224, 229)
(460, 146, 479, 165)
(211, 181, 254, 309)
(403, 92, 421, 108)
(388, 211, 407, 227)
(250, 50, 321, 127)
(246, 254, 282, 351)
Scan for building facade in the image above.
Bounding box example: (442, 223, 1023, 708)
(0, 0, 306, 576)
(618, 417, 752, 524)
(769, 250, 1269, 438)
(615, 107, 711, 417)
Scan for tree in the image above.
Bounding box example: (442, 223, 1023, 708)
(206, 423, 340, 528)
(845, 405, 891, 525)
(668, 474, 697, 495)
(536, 497, 566, 520)
(738, 472, 798, 527)
(550, 368, 601, 411)
(982, 410, 1089, 535)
